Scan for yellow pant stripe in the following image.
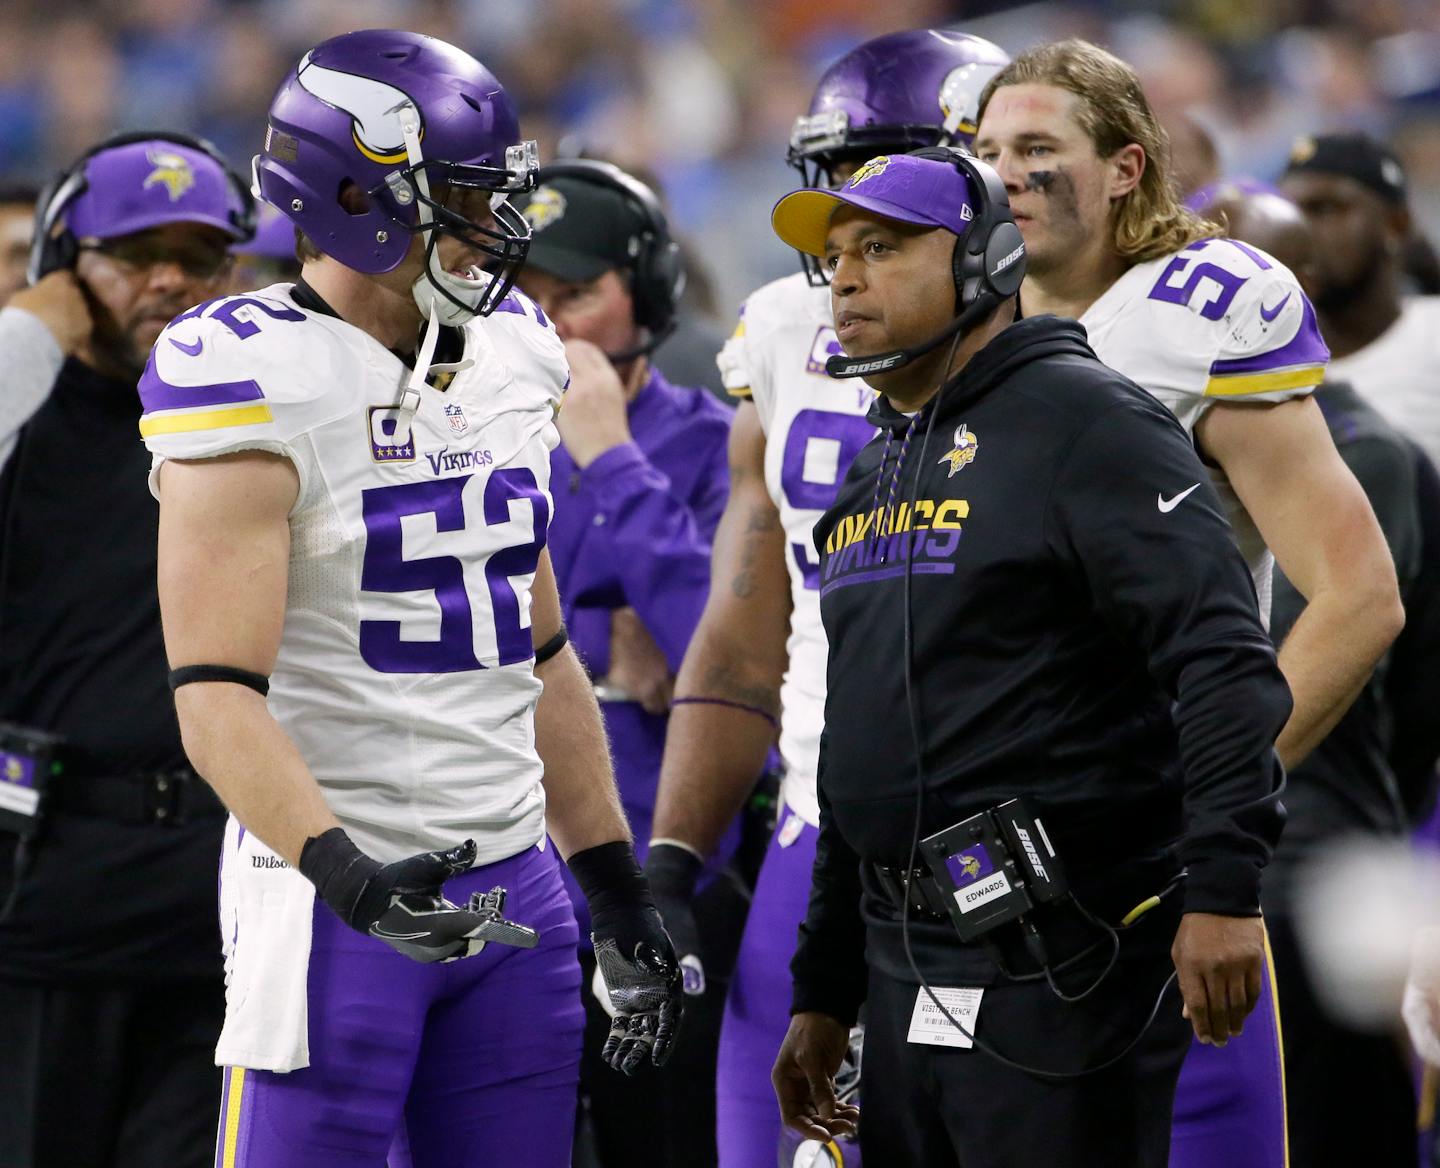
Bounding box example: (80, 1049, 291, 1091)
(221, 1067, 246, 1168)
(1261, 925, 1290, 1168)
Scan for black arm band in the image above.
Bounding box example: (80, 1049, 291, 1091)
(534, 625, 569, 665)
(168, 664, 270, 696)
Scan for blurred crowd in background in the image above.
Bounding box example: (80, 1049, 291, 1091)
(5, 0, 1440, 313)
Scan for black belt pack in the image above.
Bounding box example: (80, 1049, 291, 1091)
(920, 797, 1069, 942)
(50, 767, 224, 827)
(0, 722, 62, 836)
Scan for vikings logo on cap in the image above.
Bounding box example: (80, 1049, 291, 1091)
(938, 424, 979, 477)
(143, 150, 196, 202)
(847, 156, 891, 188)
(296, 50, 421, 165)
(522, 186, 567, 233)
(1290, 136, 1317, 166)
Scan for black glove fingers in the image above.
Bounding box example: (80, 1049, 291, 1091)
(603, 1017, 628, 1067)
(610, 1013, 657, 1076)
(652, 997, 681, 1067)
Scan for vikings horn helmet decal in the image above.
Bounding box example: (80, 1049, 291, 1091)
(255, 29, 539, 318)
(294, 52, 418, 165)
(786, 28, 1009, 284)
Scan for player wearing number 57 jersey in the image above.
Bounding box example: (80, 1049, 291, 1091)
(643, 29, 1009, 1168)
(975, 40, 1404, 1168)
(144, 31, 681, 1168)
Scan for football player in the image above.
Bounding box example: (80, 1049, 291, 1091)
(973, 39, 1404, 1168)
(142, 31, 681, 1167)
(643, 28, 1009, 1167)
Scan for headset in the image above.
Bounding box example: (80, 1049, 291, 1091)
(535, 158, 686, 358)
(825, 146, 1026, 380)
(28, 129, 256, 285)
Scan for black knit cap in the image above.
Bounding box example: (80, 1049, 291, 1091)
(1283, 132, 1408, 207)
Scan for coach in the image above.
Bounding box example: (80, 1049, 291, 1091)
(0, 133, 252, 1167)
(767, 150, 1293, 1167)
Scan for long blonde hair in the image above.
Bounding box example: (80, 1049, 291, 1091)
(977, 39, 1218, 262)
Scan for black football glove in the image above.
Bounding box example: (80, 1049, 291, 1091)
(643, 841, 707, 996)
(571, 840, 684, 1075)
(299, 828, 539, 964)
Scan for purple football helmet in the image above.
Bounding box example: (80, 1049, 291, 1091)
(254, 29, 538, 316)
(788, 28, 1010, 284)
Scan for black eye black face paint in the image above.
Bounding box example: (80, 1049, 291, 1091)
(1023, 168, 1081, 233)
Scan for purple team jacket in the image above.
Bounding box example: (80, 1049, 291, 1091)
(548, 368, 733, 885)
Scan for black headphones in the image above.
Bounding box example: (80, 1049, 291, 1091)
(909, 145, 1027, 314)
(535, 159, 685, 339)
(28, 130, 256, 285)
(825, 147, 1026, 379)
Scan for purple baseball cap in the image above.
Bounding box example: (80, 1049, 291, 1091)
(66, 139, 249, 242)
(772, 152, 976, 257)
(1184, 176, 1286, 215)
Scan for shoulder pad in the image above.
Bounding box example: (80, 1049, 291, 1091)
(139, 292, 335, 459)
(1125, 240, 1327, 403)
(480, 289, 568, 407)
(717, 273, 829, 410)
(716, 311, 751, 399)
(1204, 248, 1329, 401)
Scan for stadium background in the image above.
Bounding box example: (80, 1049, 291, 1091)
(2, 0, 1438, 314)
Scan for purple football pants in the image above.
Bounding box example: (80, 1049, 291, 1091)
(1168, 930, 1287, 1168)
(213, 844, 583, 1168)
(716, 810, 818, 1167)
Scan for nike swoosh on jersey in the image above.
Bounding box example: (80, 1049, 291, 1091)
(169, 336, 204, 356)
(1157, 483, 1201, 513)
(1259, 292, 1291, 323)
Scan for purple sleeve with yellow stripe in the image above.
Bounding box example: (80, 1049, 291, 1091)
(1204, 292, 1329, 399)
(137, 351, 273, 439)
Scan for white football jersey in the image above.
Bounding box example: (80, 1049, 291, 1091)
(717, 272, 875, 826)
(141, 284, 568, 865)
(1080, 237, 1328, 623)
(1326, 295, 1440, 471)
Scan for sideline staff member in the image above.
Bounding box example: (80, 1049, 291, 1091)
(769, 151, 1292, 1166)
(0, 134, 252, 1167)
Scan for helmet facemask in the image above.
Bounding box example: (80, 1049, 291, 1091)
(387, 108, 538, 321)
(786, 110, 954, 287)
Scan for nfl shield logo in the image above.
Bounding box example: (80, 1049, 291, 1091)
(444, 403, 469, 435)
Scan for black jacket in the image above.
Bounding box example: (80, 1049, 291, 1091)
(792, 315, 1291, 1022)
(0, 358, 221, 984)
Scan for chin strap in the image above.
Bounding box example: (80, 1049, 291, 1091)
(387, 105, 479, 439)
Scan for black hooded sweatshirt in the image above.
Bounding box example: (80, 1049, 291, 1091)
(792, 315, 1292, 1023)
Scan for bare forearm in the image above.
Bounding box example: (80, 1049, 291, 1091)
(175, 685, 338, 865)
(535, 645, 631, 858)
(1276, 585, 1404, 767)
(651, 628, 780, 858)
